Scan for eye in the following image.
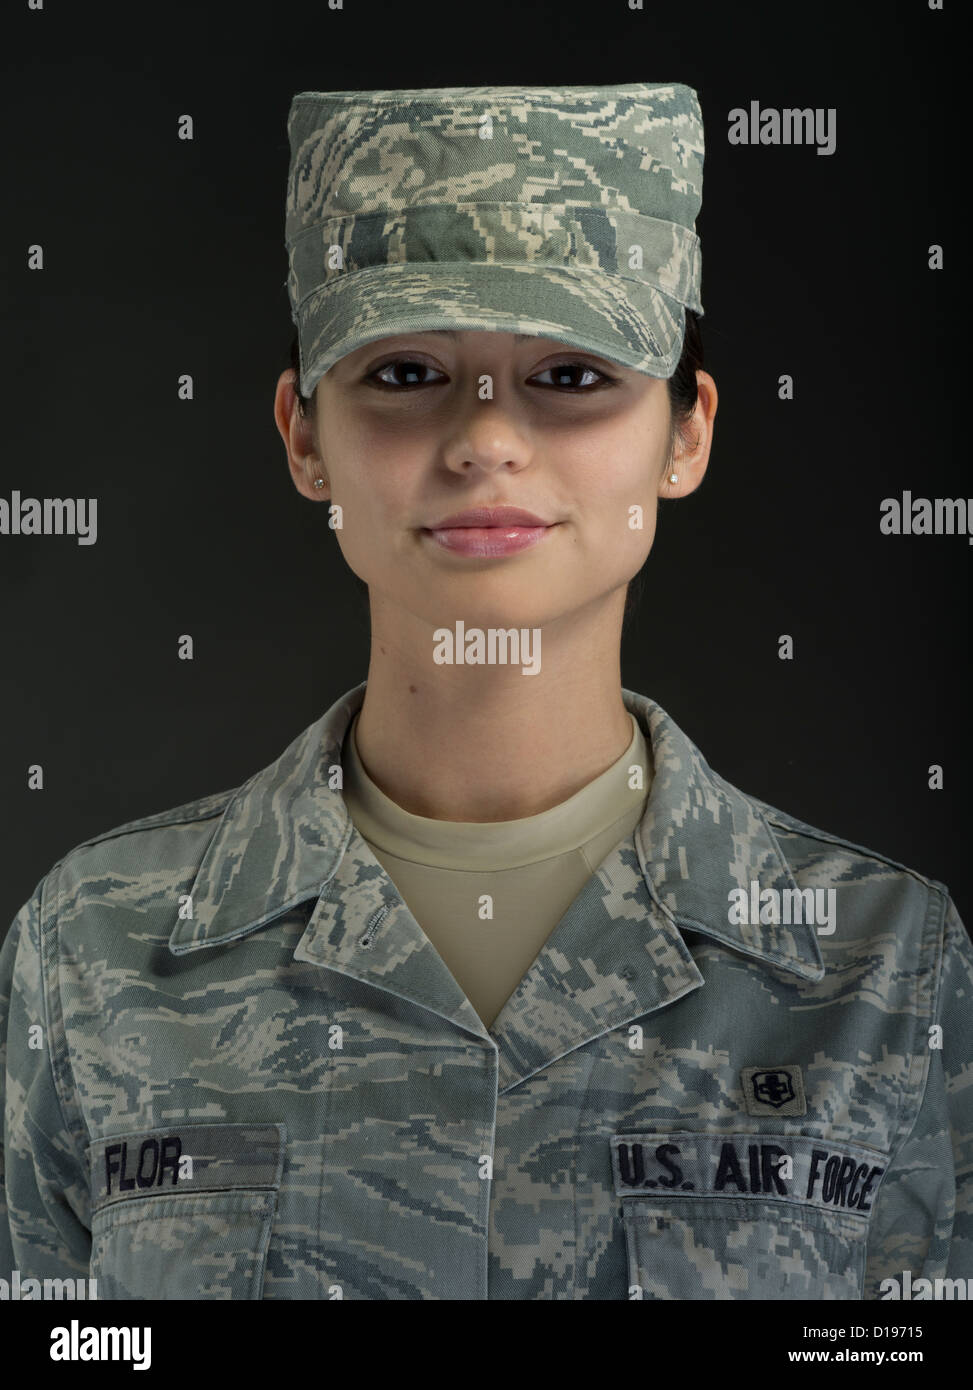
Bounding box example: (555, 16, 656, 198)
(530, 361, 617, 391)
(365, 356, 619, 391)
(369, 359, 445, 389)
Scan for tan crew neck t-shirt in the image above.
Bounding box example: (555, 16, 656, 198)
(340, 710, 652, 1028)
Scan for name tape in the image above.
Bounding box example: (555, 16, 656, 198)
(86, 1122, 286, 1215)
(611, 1132, 888, 1217)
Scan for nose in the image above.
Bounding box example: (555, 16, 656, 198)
(442, 398, 532, 476)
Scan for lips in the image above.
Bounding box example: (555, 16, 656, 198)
(421, 507, 557, 557)
(424, 506, 552, 529)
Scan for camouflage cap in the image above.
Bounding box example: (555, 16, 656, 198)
(284, 82, 705, 400)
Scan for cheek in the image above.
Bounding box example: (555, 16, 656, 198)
(627, 502, 659, 547)
(319, 465, 370, 566)
(327, 464, 415, 574)
(592, 467, 661, 555)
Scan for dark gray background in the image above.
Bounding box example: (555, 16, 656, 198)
(1, 0, 968, 939)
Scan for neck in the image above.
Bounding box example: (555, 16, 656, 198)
(353, 589, 633, 822)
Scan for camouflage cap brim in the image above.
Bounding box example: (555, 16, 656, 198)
(285, 82, 705, 399)
(293, 260, 692, 397)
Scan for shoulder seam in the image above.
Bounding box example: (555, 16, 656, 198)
(731, 782, 950, 897)
(62, 787, 241, 854)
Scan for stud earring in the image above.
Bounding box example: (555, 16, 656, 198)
(668, 472, 679, 484)
(313, 477, 325, 490)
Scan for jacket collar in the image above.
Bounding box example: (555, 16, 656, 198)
(169, 681, 823, 1088)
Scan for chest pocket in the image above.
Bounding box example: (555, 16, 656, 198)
(86, 1122, 285, 1300)
(611, 1131, 889, 1300)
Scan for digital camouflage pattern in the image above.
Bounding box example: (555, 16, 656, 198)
(285, 82, 705, 400)
(1, 682, 970, 1299)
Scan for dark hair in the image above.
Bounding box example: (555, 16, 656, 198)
(288, 310, 703, 630)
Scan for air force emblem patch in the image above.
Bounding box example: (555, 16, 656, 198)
(740, 1064, 806, 1116)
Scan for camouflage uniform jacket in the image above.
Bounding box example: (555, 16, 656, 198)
(1, 681, 971, 1299)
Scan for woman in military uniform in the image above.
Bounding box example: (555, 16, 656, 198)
(1, 81, 970, 1302)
